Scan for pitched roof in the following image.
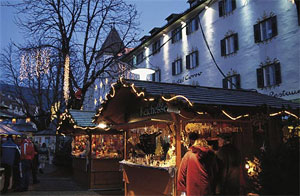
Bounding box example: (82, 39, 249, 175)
(68, 110, 96, 127)
(97, 27, 125, 58)
(124, 79, 300, 109)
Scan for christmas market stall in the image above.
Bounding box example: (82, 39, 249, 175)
(58, 109, 124, 190)
(94, 78, 299, 196)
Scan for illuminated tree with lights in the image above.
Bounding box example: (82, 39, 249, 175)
(3, 0, 140, 110)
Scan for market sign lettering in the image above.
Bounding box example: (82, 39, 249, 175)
(269, 89, 300, 98)
(176, 71, 202, 84)
(139, 103, 168, 117)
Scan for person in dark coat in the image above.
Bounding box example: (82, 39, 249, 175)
(1, 135, 20, 194)
(216, 133, 244, 195)
(177, 133, 218, 196)
(32, 141, 40, 184)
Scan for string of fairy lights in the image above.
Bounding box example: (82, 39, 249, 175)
(20, 49, 50, 81)
(92, 77, 299, 127)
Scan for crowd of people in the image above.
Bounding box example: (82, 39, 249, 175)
(1, 135, 49, 194)
(177, 132, 248, 196)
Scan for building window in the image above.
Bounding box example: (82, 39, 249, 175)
(186, 51, 199, 69)
(152, 39, 161, 54)
(221, 33, 238, 56)
(254, 16, 278, 43)
(219, 0, 236, 17)
(186, 16, 199, 35)
(136, 51, 144, 64)
(172, 27, 182, 43)
(151, 69, 161, 82)
(256, 63, 281, 88)
(128, 56, 137, 66)
(172, 59, 183, 75)
(223, 74, 240, 89)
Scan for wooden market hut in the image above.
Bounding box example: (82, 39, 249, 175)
(58, 109, 124, 190)
(94, 78, 300, 196)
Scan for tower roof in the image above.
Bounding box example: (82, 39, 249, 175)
(97, 27, 125, 58)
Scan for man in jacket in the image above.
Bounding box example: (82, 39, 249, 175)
(177, 133, 218, 196)
(1, 135, 20, 194)
(18, 136, 36, 192)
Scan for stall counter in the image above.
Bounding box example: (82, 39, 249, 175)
(120, 160, 176, 196)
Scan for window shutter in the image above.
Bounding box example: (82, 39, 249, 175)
(171, 31, 175, 43)
(223, 78, 228, 89)
(254, 23, 261, 43)
(256, 68, 264, 88)
(179, 29, 182, 40)
(196, 51, 199, 66)
(219, 1, 224, 17)
(234, 33, 239, 51)
(186, 22, 190, 35)
(274, 63, 281, 85)
(195, 17, 199, 30)
(158, 69, 161, 82)
(232, 0, 236, 11)
(152, 72, 156, 81)
(221, 39, 226, 56)
(236, 74, 241, 89)
(179, 59, 183, 73)
(186, 55, 191, 69)
(172, 62, 175, 75)
(271, 16, 278, 37)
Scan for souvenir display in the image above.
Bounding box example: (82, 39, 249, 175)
(91, 134, 123, 159)
(71, 135, 89, 158)
(126, 125, 176, 167)
(71, 134, 123, 159)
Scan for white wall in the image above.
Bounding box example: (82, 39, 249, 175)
(137, 0, 300, 101)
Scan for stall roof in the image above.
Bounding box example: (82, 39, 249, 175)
(94, 78, 299, 125)
(69, 110, 96, 127)
(123, 79, 299, 109)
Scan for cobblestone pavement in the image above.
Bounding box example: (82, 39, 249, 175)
(4, 164, 124, 196)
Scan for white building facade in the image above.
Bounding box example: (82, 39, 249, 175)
(122, 0, 300, 102)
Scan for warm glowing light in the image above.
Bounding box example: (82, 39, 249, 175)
(162, 95, 193, 107)
(26, 118, 31, 123)
(222, 110, 249, 120)
(97, 123, 107, 129)
(63, 55, 70, 103)
(12, 118, 16, 124)
(131, 68, 155, 80)
(245, 163, 250, 169)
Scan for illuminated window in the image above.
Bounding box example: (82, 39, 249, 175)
(172, 59, 183, 75)
(254, 16, 278, 43)
(186, 16, 199, 35)
(219, 0, 236, 17)
(257, 63, 281, 88)
(136, 51, 144, 64)
(186, 51, 199, 69)
(221, 33, 238, 56)
(171, 27, 182, 43)
(223, 74, 240, 89)
(152, 39, 161, 54)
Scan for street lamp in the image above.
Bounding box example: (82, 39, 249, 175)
(131, 67, 155, 81)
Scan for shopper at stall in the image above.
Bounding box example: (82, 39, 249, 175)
(216, 133, 246, 195)
(38, 143, 49, 174)
(177, 133, 218, 196)
(18, 135, 36, 192)
(1, 135, 20, 194)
